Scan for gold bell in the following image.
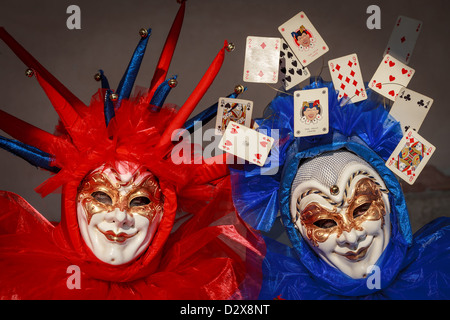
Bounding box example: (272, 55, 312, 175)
(226, 42, 235, 52)
(110, 93, 118, 101)
(139, 28, 148, 38)
(25, 68, 34, 78)
(94, 72, 102, 82)
(330, 185, 339, 196)
(234, 84, 245, 94)
(168, 78, 178, 88)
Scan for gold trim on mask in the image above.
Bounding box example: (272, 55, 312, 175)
(77, 168, 163, 224)
(298, 178, 386, 247)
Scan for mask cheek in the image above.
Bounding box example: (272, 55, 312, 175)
(122, 215, 153, 259)
(307, 229, 342, 268)
(76, 202, 105, 251)
(359, 219, 388, 261)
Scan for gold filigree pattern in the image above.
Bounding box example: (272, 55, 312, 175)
(297, 178, 386, 247)
(77, 168, 163, 224)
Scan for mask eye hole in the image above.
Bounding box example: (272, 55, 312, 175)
(130, 196, 151, 207)
(91, 191, 112, 205)
(313, 219, 337, 229)
(353, 203, 372, 219)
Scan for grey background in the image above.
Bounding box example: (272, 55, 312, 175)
(1, 0, 449, 235)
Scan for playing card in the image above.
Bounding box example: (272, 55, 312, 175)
(293, 87, 329, 137)
(279, 39, 310, 90)
(243, 36, 281, 83)
(389, 87, 433, 133)
(369, 54, 415, 101)
(328, 53, 367, 104)
(215, 97, 253, 135)
(278, 11, 329, 67)
(385, 128, 435, 185)
(218, 121, 274, 166)
(383, 16, 422, 64)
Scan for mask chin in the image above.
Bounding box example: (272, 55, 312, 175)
(290, 150, 391, 279)
(76, 161, 164, 265)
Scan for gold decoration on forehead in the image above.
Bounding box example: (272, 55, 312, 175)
(295, 170, 389, 215)
(294, 177, 387, 247)
(77, 168, 163, 224)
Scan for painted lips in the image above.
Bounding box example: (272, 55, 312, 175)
(337, 246, 370, 261)
(97, 228, 137, 243)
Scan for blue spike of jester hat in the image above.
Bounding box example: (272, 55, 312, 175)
(0, 27, 241, 173)
(230, 78, 450, 299)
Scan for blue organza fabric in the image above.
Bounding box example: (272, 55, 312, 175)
(230, 78, 450, 299)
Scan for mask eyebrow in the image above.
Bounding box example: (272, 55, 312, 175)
(342, 171, 389, 206)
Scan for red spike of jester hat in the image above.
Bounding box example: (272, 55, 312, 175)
(0, 2, 264, 300)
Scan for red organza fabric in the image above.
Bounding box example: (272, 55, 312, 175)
(0, 176, 264, 300)
(0, 93, 265, 299)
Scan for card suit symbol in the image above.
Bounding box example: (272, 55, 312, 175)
(404, 94, 411, 101)
(258, 71, 264, 77)
(345, 77, 350, 83)
(338, 74, 343, 80)
(280, 67, 286, 74)
(401, 68, 408, 74)
(389, 75, 396, 82)
(389, 61, 395, 67)
(340, 83, 346, 90)
(283, 42, 288, 50)
(292, 60, 298, 67)
(287, 52, 293, 59)
(225, 140, 233, 146)
(350, 70, 355, 77)
(376, 83, 382, 89)
(260, 141, 268, 147)
(352, 80, 358, 86)
(289, 68, 294, 75)
(417, 99, 424, 107)
(355, 89, 360, 96)
(348, 61, 353, 67)
(285, 75, 291, 82)
(254, 153, 262, 160)
(260, 42, 267, 49)
(401, 36, 406, 43)
(230, 128, 238, 134)
(388, 90, 395, 97)
(296, 68, 303, 75)
(336, 64, 341, 71)
(280, 51, 285, 58)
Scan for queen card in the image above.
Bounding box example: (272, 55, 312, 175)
(294, 87, 329, 137)
(385, 129, 435, 185)
(278, 11, 329, 67)
(215, 97, 253, 135)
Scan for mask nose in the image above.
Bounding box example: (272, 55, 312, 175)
(337, 229, 365, 250)
(105, 208, 134, 229)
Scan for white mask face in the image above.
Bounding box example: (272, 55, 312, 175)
(76, 162, 163, 265)
(290, 152, 391, 279)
